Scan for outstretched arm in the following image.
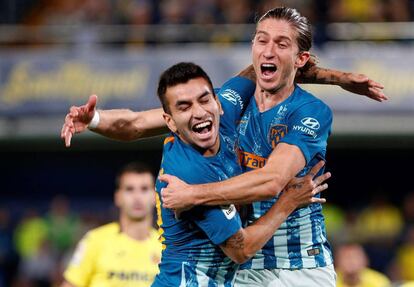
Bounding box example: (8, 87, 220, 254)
(295, 59, 387, 102)
(60, 95, 168, 147)
(219, 173, 327, 264)
(238, 58, 387, 101)
(61, 66, 257, 148)
(90, 108, 167, 141)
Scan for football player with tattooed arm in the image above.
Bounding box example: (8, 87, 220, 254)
(159, 8, 388, 287)
(63, 61, 332, 286)
(141, 62, 333, 285)
(60, 9, 386, 287)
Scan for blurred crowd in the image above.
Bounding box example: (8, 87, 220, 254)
(0, 0, 413, 46)
(1, 191, 414, 287)
(8, 0, 414, 26)
(0, 195, 115, 287)
(325, 191, 414, 286)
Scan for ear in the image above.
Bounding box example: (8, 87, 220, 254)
(163, 113, 178, 133)
(295, 51, 311, 69)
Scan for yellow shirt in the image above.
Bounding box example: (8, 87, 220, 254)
(336, 268, 391, 287)
(64, 222, 161, 287)
(397, 245, 414, 281)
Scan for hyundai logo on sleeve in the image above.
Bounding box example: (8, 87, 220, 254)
(300, 117, 320, 130)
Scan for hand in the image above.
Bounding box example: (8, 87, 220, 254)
(338, 73, 388, 102)
(280, 161, 331, 209)
(159, 174, 195, 211)
(60, 95, 97, 147)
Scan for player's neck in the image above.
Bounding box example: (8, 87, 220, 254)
(254, 82, 295, 112)
(119, 215, 152, 241)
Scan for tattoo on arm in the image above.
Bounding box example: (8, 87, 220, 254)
(304, 67, 331, 84)
(224, 230, 245, 249)
(298, 66, 351, 85)
(285, 182, 304, 191)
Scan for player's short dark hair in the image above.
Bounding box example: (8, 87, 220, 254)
(157, 62, 214, 114)
(256, 7, 312, 52)
(115, 162, 154, 189)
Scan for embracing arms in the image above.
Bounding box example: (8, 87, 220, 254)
(160, 145, 329, 209)
(214, 160, 328, 264)
(160, 146, 329, 264)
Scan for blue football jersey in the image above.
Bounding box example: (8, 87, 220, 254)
(152, 76, 255, 287)
(237, 84, 334, 270)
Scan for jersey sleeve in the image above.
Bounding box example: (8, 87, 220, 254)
(279, 101, 332, 165)
(189, 205, 242, 245)
(63, 232, 98, 287)
(217, 76, 256, 127)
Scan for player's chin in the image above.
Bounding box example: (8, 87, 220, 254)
(128, 211, 147, 221)
(259, 79, 279, 92)
(193, 137, 216, 150)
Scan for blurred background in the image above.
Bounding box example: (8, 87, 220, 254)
(0, 0, 413, 286)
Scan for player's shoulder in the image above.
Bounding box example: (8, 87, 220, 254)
(293, 85, 332, 114)
(160, 134, 193, 177)
(162, 134, 181, 156)
(361, 268, 391, 285)
(149, 228, 160, 240)
(86, 222, 120, 241)
(219, 76, 255, 92)
(163, 134, 176, 149)
(218, 77, 254, 105)
(161, 134, 179, 162)
(295, 85, 328, 106)
(148, 228, 163, 249)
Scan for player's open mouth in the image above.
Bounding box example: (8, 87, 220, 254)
(260, 63, 277, 78)
(192, 120, 213, 135)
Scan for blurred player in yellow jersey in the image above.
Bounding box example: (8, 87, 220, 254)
(335, 243, 391, 287)
(61, 162, 162, 287)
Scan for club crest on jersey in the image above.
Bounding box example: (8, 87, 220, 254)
(268, 124, 288, 148)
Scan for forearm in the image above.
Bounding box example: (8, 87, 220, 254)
(193, 166, 285, 205)
(242, 197, 295, 257)
(296, 66, 349, 85)
(192, 145, 303, 206)
(221, 198, 295, 263)
(91, 108, 168, 141)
